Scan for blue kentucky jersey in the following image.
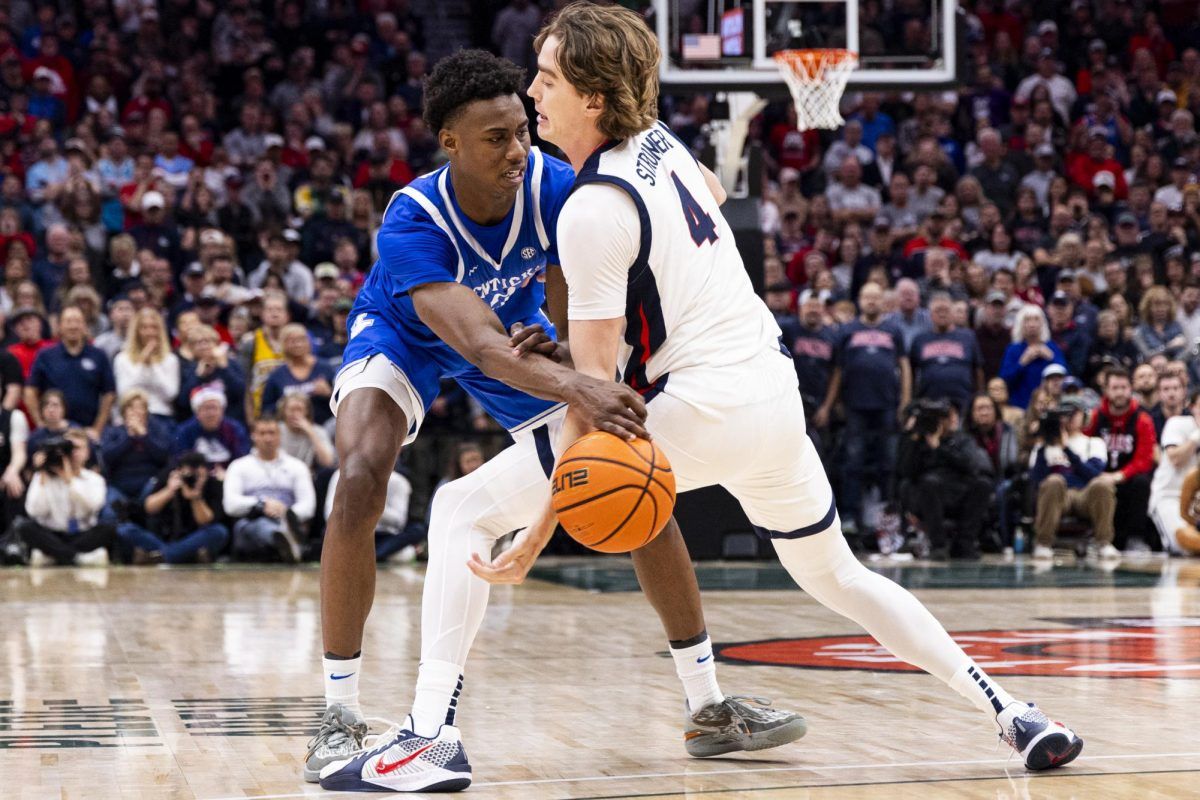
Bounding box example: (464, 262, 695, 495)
(342, 146, 576, 431)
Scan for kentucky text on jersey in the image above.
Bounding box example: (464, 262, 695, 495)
(338, 146, 576, 434)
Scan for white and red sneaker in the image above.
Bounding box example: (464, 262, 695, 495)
(319, 716, 471, 793)
(997, 702, 1083, 770)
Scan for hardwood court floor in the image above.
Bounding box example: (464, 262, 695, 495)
(3, 555, 1200, 799)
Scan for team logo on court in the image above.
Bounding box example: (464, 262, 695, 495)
(716, 619, 1200, 679)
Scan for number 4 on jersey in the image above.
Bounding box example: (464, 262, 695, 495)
(671, 171, 718, 247)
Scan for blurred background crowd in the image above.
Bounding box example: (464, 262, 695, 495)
(0, 0, 1199, 567)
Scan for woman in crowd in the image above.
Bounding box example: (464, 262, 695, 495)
(113, 308, 180, 429)
(1133, 285, 1187, 362)
(27, 389, 77, 453)
(99, 389, 171, 519)
(260, 323, 336, 426)
(1000, 305, 1066, 408)
(986, 377, 1026, 430)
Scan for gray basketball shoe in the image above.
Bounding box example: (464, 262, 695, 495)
(304, 704, 368, 782)
(684, 696, 807, 757)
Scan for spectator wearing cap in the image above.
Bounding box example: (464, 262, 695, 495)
(1150, 371, 1187, 441)
(173, 385, 250, 473)
(909, 292, 983, 410)
(975, 290, 1013, 379)
(1020, 142, 1059, 211)
(1047, 290, 1091, 377)
(1056, 269, 1099, 337)
(1040, 363, 1068, 405)
(260, 323, 336, 427)
(1067, 127, 1128, 199)
(1111, 212, 1150, 268)
(1133, 286, 1188, 362)
(1085, 367, 1158, 551)
(113, 309, 180, 426)
(29, 67, 66, 127)
(117, 450, 229, 565)
(26, 306, 115, 440)
(1000, 304, 1067, 409)
(293, 152, 351, 219)
(1015, 47, 1077, 123)
(248, 231, 313, 304)
(301, 193, 358, 266)
(1029, 397, 1117, 562)
(1154, 157, 1192, 211)
(767, 106, 821, 189)
(178, 324, 247, 426)
(9, 307, 54, 380)
(128, 190, 182, 270)
(223, 415, 315, 563)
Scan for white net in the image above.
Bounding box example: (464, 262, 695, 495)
(773, 49, 859, 132)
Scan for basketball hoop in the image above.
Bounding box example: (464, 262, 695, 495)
(773, 49, 859, 132)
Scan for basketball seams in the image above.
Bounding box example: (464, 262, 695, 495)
(556, 483, 650, 515)
(590, 437, 661, 550)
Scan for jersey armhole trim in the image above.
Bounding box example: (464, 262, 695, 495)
(530, 147, 550, 251)
(398, 186, 466, 283)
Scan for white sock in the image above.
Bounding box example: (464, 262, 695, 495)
(323, 654, 362, 716)
(772, 523, 1017, 724)
(669, 633, 724, 711)
(410, 659, 464, 737)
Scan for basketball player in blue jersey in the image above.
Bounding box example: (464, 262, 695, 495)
(310, 50, 804, 792)
(471, 0, 1082, 777)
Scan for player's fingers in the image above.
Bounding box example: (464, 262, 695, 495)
(599, 418, 643, 441)
(620, 389, 648, 420)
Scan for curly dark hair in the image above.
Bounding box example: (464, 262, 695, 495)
(423, 49, 527, 135)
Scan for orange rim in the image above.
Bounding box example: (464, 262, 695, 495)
(773, 49, 858, 81)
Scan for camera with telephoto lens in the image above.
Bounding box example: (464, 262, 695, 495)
(180, 471, 199, 489)
(909, 398, 951, 437)
(34, 437, 75, 473)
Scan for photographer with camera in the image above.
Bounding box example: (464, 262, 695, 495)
(14, 429, 113, 566)
(897, 399, 995, 560)
(1030, 399, 1118, 561)
(116, 451, 229, 564)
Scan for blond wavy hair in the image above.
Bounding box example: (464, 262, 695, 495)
(534, 2, 660, 140)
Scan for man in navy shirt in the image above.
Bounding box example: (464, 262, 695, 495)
(1048, 291, 1091, 377)
(910, 293, 984, 410)
(818, 282, 911, 539)
(25, 306, 116, 441)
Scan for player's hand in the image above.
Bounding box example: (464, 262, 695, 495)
(566, 375, 649, 441)
(467, 512, 556, 585)
(508, 323, 565, 362)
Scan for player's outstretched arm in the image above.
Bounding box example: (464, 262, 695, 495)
(410, 281, 647, 439)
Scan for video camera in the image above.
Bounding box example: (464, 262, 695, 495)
(34, 437, 75, 473)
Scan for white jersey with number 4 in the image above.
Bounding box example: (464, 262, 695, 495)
(557, 122, 794, 409)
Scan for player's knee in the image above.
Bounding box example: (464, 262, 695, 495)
(427, 477, 479, 540)
(334, 452, 393, 515)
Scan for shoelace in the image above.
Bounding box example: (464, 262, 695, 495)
(727, 696, 792, 722)
(306, 713, 390, 759)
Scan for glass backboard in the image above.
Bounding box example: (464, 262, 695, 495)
(656, 0, 961, 92)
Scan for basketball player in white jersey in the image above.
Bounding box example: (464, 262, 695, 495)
(472, 1, 1083, 773)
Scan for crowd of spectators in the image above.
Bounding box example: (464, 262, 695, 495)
(3, 0, 1200, 566)
(756, 0, 1200, 560)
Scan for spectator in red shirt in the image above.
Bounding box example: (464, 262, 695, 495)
(768, 105, 821, 181)
(7, 307, 53, 379)
(1067, 127, 1129, 199)
(902, 211, 968, 262)
(1084, 367, 1158, 551)
(121, 75, 173, 126)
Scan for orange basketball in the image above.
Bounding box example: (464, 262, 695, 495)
(550, 431, 677, 553)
